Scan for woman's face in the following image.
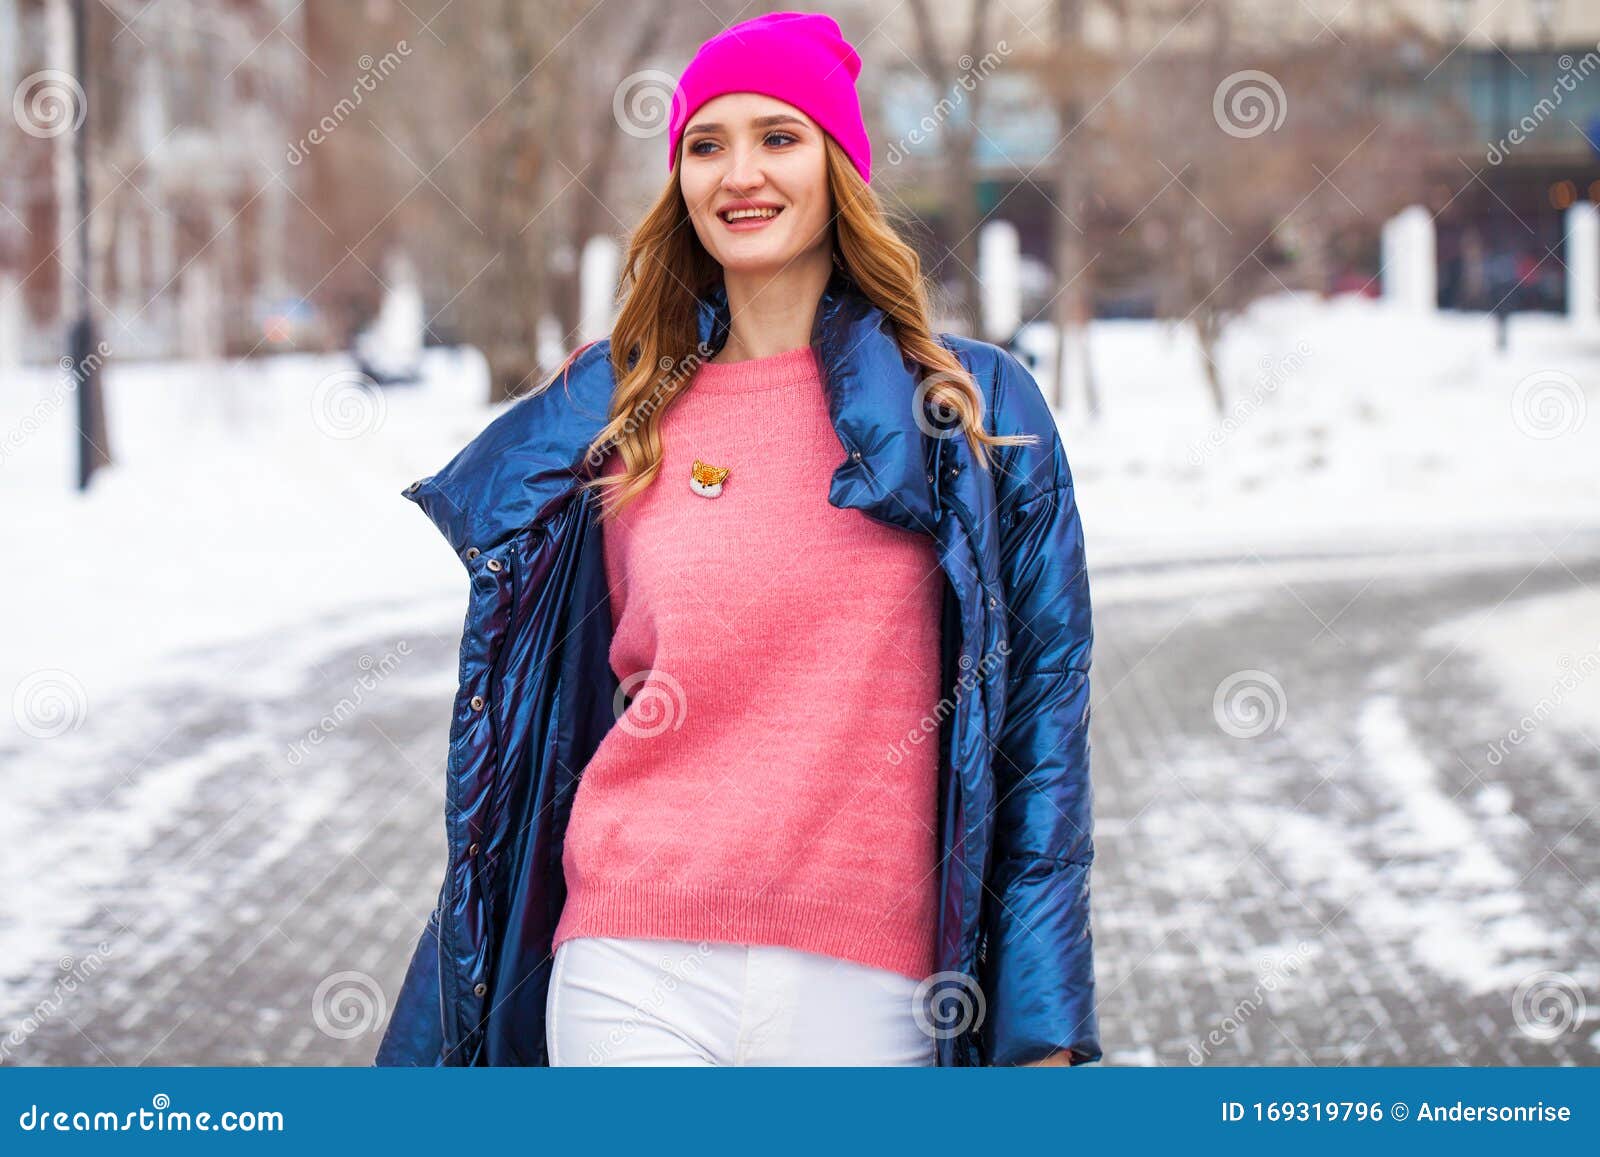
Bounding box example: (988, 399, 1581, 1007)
(677, 92, 834, 277)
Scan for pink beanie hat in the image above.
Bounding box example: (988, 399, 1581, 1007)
(667, 11, 872, 185)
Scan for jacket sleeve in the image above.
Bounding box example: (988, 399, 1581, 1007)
(978, 347, 1100, 1066)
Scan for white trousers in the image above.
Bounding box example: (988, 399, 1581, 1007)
(545, 934, 938, 1066)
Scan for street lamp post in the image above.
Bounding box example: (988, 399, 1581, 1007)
(68, 0, 108, 490)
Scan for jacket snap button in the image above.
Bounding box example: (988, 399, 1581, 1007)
(485, 558, 502, 572)
(850, 449, 862, 461)
(468, 842, 480, 856)
(465, 546, 480, 560)
(470, 695, 485, 711)
(407, 480, 422, 493)
(988, 595, 998, 608)
(473, 982, 487, 997)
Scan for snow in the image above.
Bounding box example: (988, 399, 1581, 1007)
(5, 293, 1596, 702)
(2, 292, 1597, 1058)
(1426, 584, 1600, 747)
(1349, 684, 1563, 993)
(1, 348, 492, 993)
(354, 253, 426, 382)
(1047, 293, 1600, 566)
(1249, 801, 1560, 997)
(2, 347, 492, 703)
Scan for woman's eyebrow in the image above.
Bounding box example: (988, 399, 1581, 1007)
(683, 114, 809, 136)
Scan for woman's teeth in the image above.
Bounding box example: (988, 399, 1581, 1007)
(722, 207, 781, 221)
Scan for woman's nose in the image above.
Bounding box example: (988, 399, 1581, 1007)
(722, 151, 766, 190)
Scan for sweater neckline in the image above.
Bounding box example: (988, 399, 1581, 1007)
(691, 344, 821, 393)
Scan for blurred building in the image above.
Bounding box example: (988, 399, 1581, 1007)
(0, 0, 313, 362)
(1431, 1, 1600, 313)
(879, 0, 1600, 317)
(7, 0, 1600, 365)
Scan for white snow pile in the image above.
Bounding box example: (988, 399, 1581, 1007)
(1, 347, 494, 702)
(1038, 293, 1599, 563)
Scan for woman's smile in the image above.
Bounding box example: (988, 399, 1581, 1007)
(717, 203, 787, 231)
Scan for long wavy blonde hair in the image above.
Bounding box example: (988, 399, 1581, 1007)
(546, 133, 1036, 523)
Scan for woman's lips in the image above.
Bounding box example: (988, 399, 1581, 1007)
(719, 206, 784, 231)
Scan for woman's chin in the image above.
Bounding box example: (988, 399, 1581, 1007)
(710, 249, 802, 276)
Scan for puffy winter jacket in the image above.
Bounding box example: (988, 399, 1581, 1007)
(374, 268, 1099, 1067)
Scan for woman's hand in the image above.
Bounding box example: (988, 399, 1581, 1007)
(1022, 1048, 1075, 1066)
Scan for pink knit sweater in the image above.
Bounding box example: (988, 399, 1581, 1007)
(551, 344, 944, 981)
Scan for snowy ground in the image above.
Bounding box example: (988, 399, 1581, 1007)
(1091, 546, 1600, 1065)
(1, 346, 490, 704)
(2, 293, 1597, 1064)
(1042, 295, 1600, 564)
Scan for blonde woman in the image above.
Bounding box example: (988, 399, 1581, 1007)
(377, 10, 1098, 1068)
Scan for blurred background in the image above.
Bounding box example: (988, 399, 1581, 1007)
(1, 0, 1597, 1066)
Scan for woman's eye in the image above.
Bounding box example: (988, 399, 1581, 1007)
(688, 131, 794, 156)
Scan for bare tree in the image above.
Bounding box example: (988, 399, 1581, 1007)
(1097, 0, 1443, 412)
(1037, 0, 1110, 417)
(309, 0, 711, 403)
(303, 0, 590, 402)
(904, 0, 997, 333)
(543, 0, 675, 347)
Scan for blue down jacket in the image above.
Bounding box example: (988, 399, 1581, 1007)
(373, 268, 1099, 1067)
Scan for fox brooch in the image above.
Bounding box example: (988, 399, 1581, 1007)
(690, 459, 730, 499)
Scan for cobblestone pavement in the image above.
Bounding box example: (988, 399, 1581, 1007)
(1091, 536, 1600, 1066)
(0, 598, 459, 1066)
(4, 539, 1597, 1066)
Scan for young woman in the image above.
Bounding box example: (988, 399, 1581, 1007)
(376, 10, 1099, 1068)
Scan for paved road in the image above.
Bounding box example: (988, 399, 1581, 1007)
(4, 540, 1597, 1065)
(1089, 539, 1599, 1065)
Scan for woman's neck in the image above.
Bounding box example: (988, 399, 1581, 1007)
(713, 253, 833, 364)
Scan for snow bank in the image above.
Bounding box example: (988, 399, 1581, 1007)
(1053, 295, 1599, 564)
(1, 348, 494, 702)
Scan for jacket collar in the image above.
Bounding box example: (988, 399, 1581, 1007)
(407, 269, 941, 557)
(695, 268, 940, 536)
